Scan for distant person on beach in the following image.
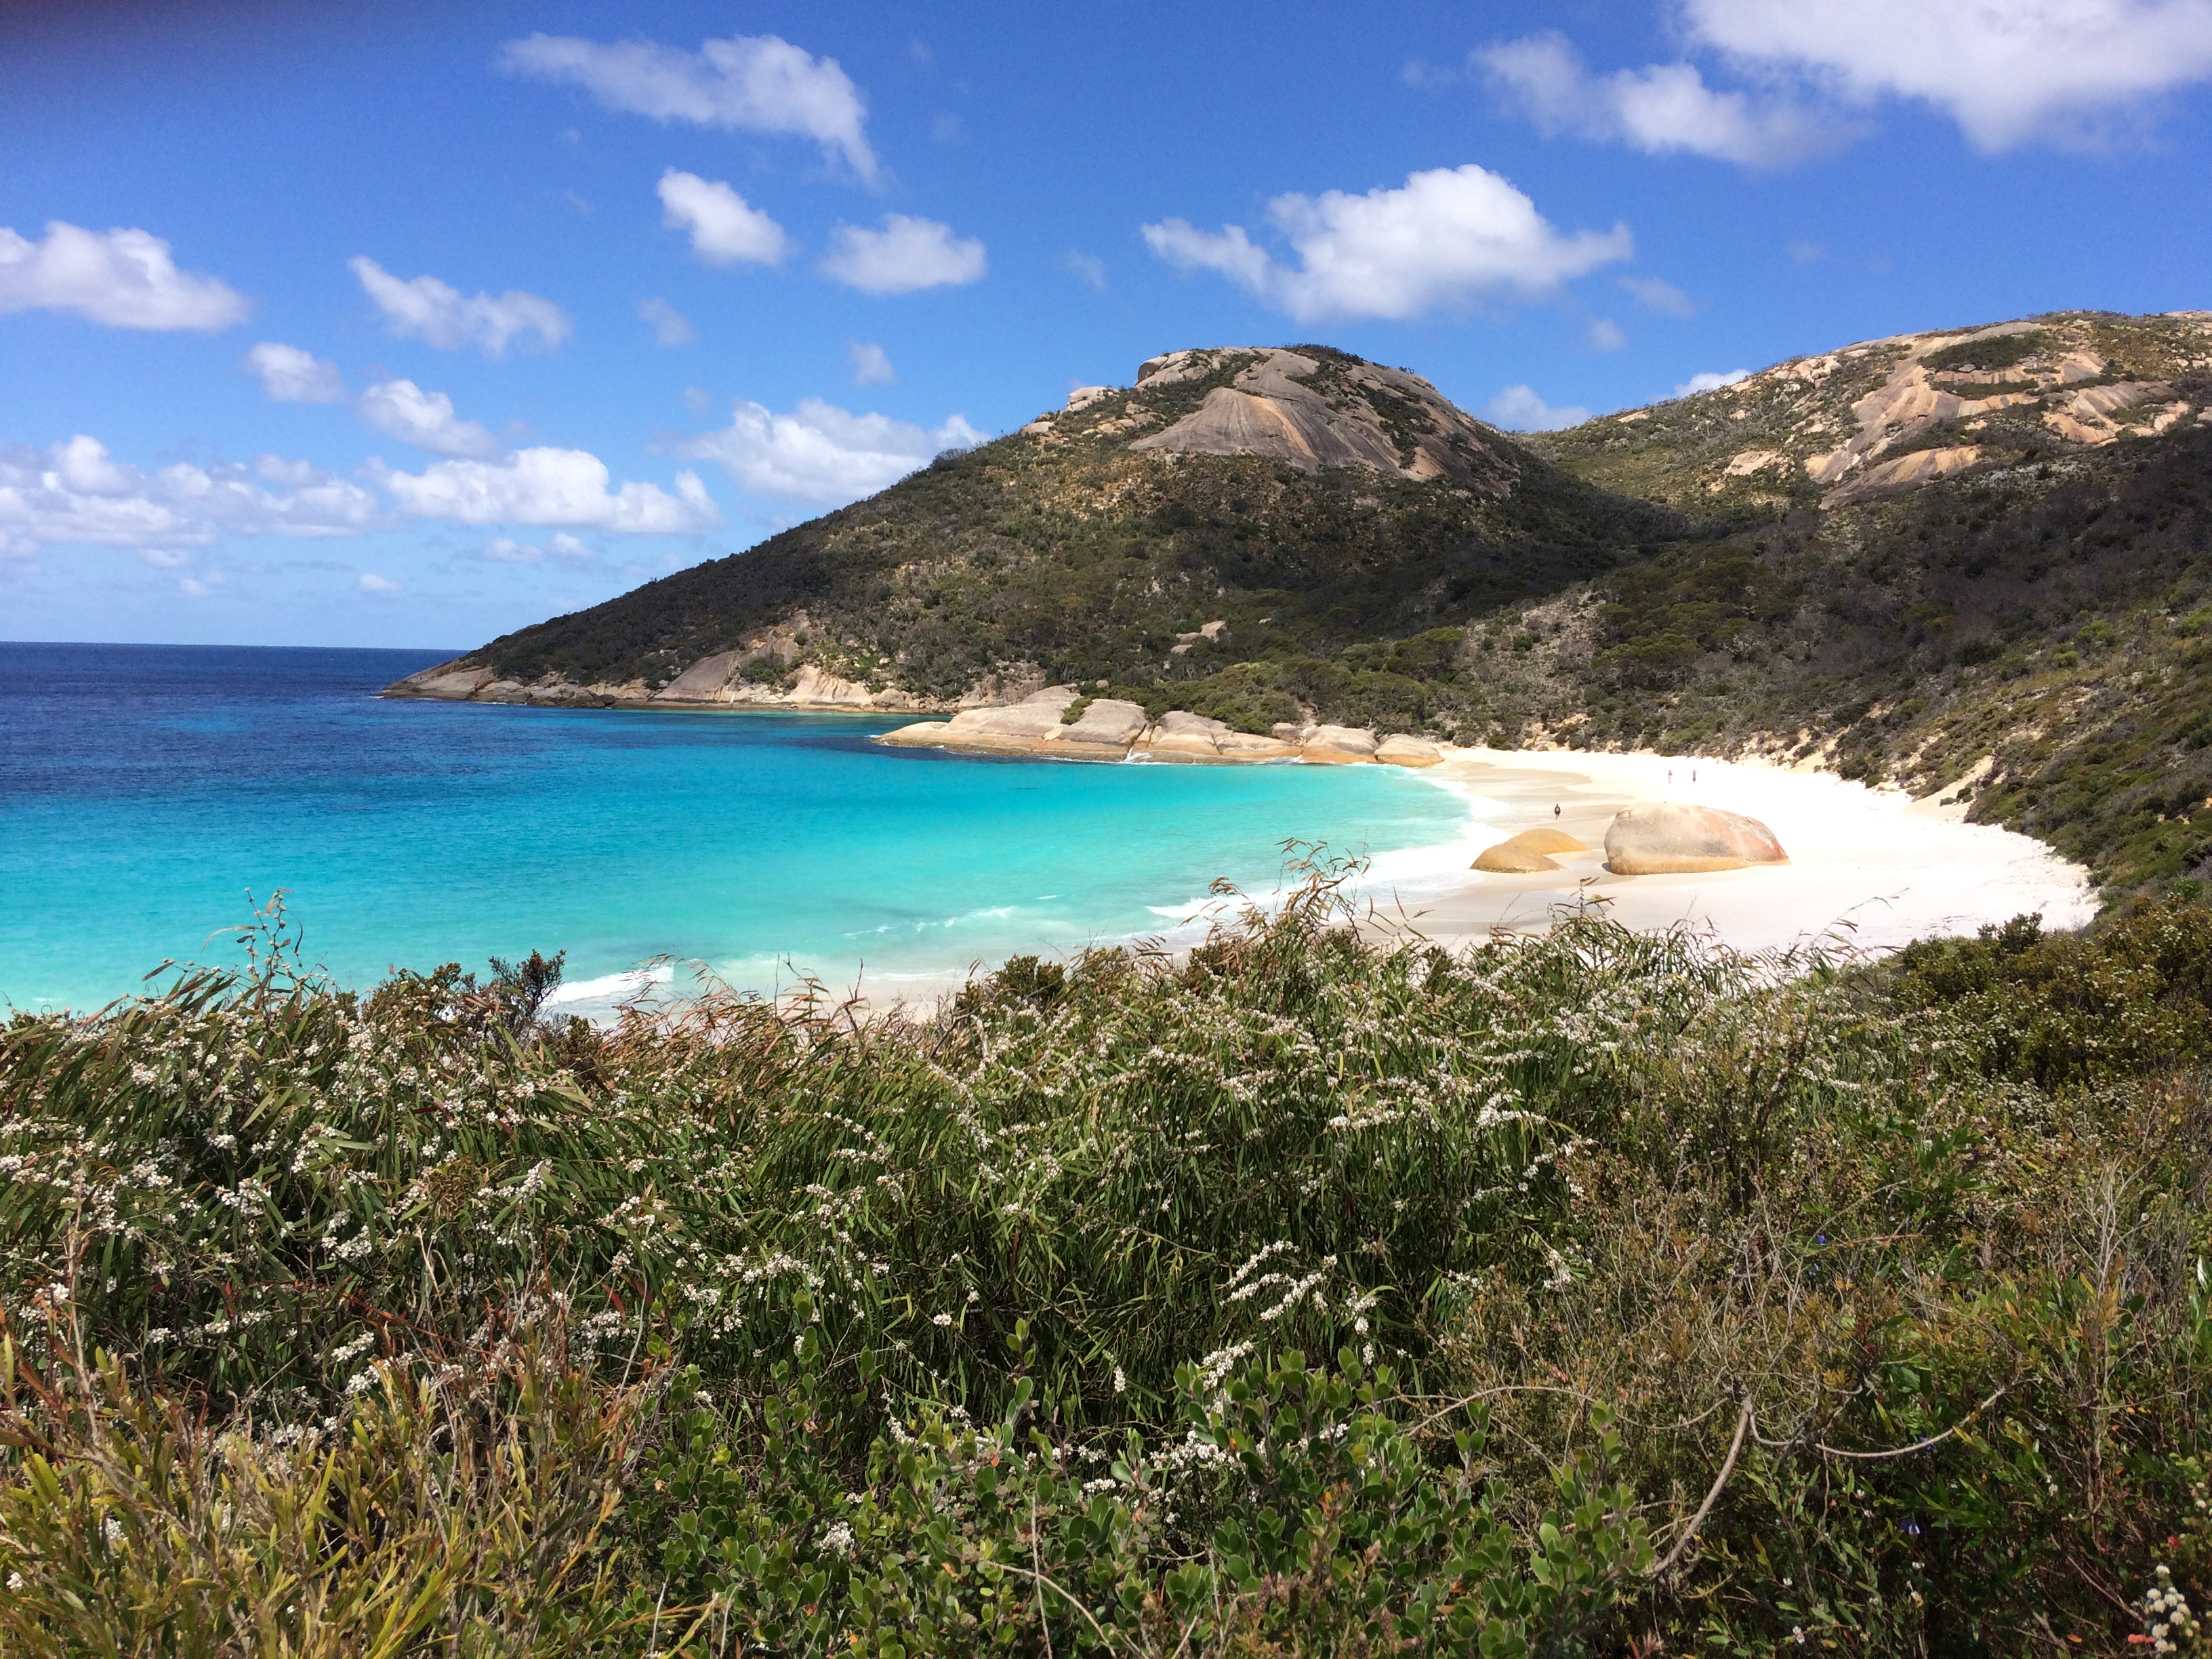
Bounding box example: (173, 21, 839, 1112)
(1553, 803, 1561, 820)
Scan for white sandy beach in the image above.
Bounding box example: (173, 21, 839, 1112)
(1348, 745, 2094, 957)
(543, 744, 2097, 1024)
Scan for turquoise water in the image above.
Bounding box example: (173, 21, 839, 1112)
(0, 644, 1475, 1014)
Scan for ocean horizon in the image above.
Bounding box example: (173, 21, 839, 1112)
(0, 641, 1478, 1016)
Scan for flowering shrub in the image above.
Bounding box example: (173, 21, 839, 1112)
(1, 878, 2208, 1653)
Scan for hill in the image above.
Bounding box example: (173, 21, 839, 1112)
(392, 312, 2212, 896)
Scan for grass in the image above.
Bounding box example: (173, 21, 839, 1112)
(4, 880, 2211, 1653)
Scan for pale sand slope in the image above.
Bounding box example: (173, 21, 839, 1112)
(1359, 747, 2095, 956)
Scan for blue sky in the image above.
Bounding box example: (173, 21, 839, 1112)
(4, 0, 2209, 649)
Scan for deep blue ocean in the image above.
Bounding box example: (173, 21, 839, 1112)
(0, 643, 1475, 1014)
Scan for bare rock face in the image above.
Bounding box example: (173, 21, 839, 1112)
(1038, 698, 1149, 758)
(1374, 735, 1442, 768)
(1302, 724, 1379, 764)
(1128, 349, 1515, 491)
(1473, 843, 1561, 873)
(1604, 804, 1788, 874)
(1144, 710, 1233, 760)
(385, 659, 497, 700)
(1502, 827, 1589, 855)
(653, 651, 739, 703)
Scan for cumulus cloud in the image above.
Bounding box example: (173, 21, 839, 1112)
(668, 397, 983, 505)
(1484, 386, 1591, 431)
(849, 341, 895, 385)
(0, 434, 380, 554)
(1589, 319, 1628, 350)
(245, 342, 348, 403)
(821, 215, 987, 294)
(1677, 369, 1752, 396)
(1143, 165, 1631, 324)
(350, 257, 571, 356)
(1689, 0, 2212, 148)
(1478, 33, 1843, 167)
(1484, 3, 2212, 161)
(0, 220, 250, 331)
(358, 572, 401, 594)
(639, 298, 697, 346)
(370, 447, 720, 533)
(497, 30, 875, 178)
(1620, 275, 1696, 316)
(657, 170, 791, 266)
(356, 379, 505, 459)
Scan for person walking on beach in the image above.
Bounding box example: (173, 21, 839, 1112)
(1553, 803, 1561, 821)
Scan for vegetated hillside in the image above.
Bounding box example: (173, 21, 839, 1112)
(452, 344, 1689, 736)
(428, 312, 2212, 896)
(1513, 308, 2212, 895)
(5, 886, 2210, 1654)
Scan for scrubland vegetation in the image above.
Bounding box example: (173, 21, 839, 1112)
(5, 877, 2211, 1655)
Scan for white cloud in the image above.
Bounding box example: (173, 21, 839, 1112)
(1620, 275, 1696, 316)
(1484, 386, 1591, 430)
(1478, 33, 1843, 167)
(245, 342, 348, 403)
(1677, 369, 1751, 396)
(1485, 4, 2212, 162)
(0, 221, 250, 331)
(1059, 250, 1108, 291)
(350, 257, 571, 356)
(0, 435, 380, 554)
(497, 31, 876, 178)
(1142, 165, 1631, 324)
(371, 447, 721, 533)
(1589, 319, 1628, 350)
(359, 573, 401, 594)
(356, 379, 504, 459)
(849, 340, 895, 385)
(821, 215, 987, 295)
(668, 396, 983, 504)
(478, 531, 598, 565)
(1688, 0, 2212, 149)
(657, 170, 791, 267)
(639, 298, 697, 347)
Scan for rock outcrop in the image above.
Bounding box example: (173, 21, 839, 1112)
(1473, 843, 1562, 873)
(1300, 724, 1380, 764)
(1375, 735, 1443, 768)
(1603, 804, 1788, 874)
(1501, 827, 1589, 855)
(1127, 348, 1515, 492)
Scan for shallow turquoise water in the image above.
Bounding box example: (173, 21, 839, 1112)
(0, 644, 1474, 1013)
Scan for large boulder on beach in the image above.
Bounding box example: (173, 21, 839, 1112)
(1303, 724, 1378, 764)
(1375, 734, 1442, 767)
(1038, 698, 1149, 758)
(1215, 730, 1298, 758)
(1503, 827, 1589, 855)
(1604, 803, 1788, 874)
(1473, 842, 1561, 873)
(1143, 709, 1231, 759)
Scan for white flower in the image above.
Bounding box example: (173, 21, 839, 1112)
(1113, 1366, 1127, 1395)
(933, 1312, 953, 1327)
(104, 1518, 125, 1547)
